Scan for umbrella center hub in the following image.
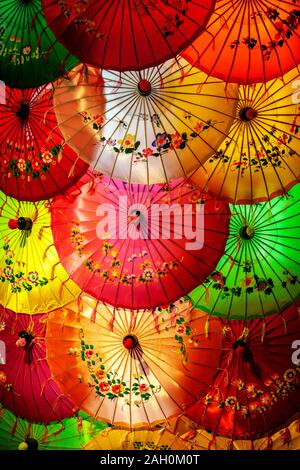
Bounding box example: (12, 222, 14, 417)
(16, 103, 30, 120)
(18, 217, 33, 231)
(25, 438, 39, 451)
(17, 330, 34, 347)
(239, 225, 255, 240)
(233, 340, 248, 358)
(239, 106, 258, 122)
(138, 79, 152, 96)
(123, 335, 139, 350)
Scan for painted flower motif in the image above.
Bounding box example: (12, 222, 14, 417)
(28, 271, 39, 283)
(142, 148, 153, 158)
(1, 156, 10, 168)
(22, 45, 32, 56)
(0, 371, 7, 383)
(106, 138, 116, 147)
(225, 396, 237, 408)
(96, 369, 106, 380)
(236, 378, 245, 391)
(257, 279, 267, 291)
(264, 378, 273, 387)
(139, 384, 149, 393)
(271, 373, 280, 382)
(176, 325, 186, 335)
(99, 381, 110, 392)
(140, 259, 152, 269)
(142, 268, 155, 281)
(31, 159, 43, 171)
(169, 132, 183, 149)
(111, 384, 124, 395)
(274, 21, 288, 41)
(92, 261, 103, 271)
(249, 401, 260, 413)
(4, 266, 13, 278)
(93, 114, 105, 127)
(260, 393, 273, 407)
(241, 276, 253, 287)
(118, 134, 136, 149)
(85, 349, 94, 358)
(0, 322, 5, 332)
(102, 242, 113, 254)
(5, 250, 14, 259)
(283, 369, 297, 382)
(17, 158, 26, 172)
(246, 383, 257, 395)
(211, 272, 225, 285)
(109, 268, 121, 280)
(194, 122, 204, 134)
(42, 151, 54, 164)
(152, 132, 170, 149)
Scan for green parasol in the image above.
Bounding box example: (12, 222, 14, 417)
(0, 407, 108, 450)
(0, 0, 79, 88)
(190, 184, 300, 320)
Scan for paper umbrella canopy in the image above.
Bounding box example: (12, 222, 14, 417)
(0, 192, 81, 314)
(185, 302, 300, 440)
(0, 82, 88, 202)
(0, 308, 77, 423)
(181, 418, 300, 450)
(0, 0, 79, 89)
(182, 0, 300, 84)
(50, 174, 230, 310)
(53, 60, 238, 184)
(42, 0, 215, 71)
(0, 407, 108, 450)
(85, 428, 192, 451)
(45, 295, 223, 429)
(191, 67, 300, 204)
(190, 183, 300, 320)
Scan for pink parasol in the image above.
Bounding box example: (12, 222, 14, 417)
(50, 174, 230, 310)
(0, 306, 76, 423)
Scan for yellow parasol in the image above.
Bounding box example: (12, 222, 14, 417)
(0, 192, 80, 314)
(85, 427, 192, 450)
(191, 68, 300, 204)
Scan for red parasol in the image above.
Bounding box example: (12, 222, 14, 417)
(42, 0, 215, 71)
(0, 306, 76, 423)
(0, 83, 88, 201)
(50, 174, 230, 310)
(186, 303, 300, 440)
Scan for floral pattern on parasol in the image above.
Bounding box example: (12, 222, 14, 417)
(45, 294, 222, 428)
(53, 60, 238, 184)
(182, 0, 300, 84)
(42, 0, 215, 71)
(50, 174, 230, 310)
(0, 407, 108, 450)
(191, 68, 300, 204)
(0, 192, 81, 314)
(85, 427, 193, 450)
(0, 307, 76, 423)
(0, 0, 79, 88)
(0, 82, 88, 201)
(190, 184, 300, 320)
(186, 303, 300, 440)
